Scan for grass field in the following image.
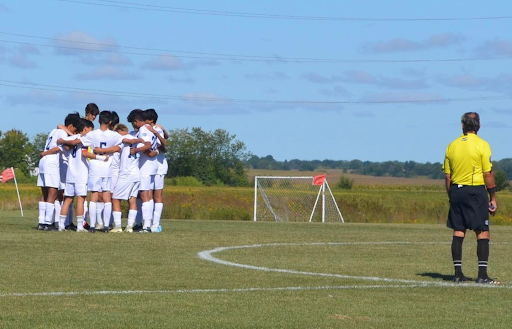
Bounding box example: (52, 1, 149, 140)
(1, 210, 512, 328)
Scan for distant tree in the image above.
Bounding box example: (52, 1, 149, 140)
(337, 175, 354, 189)
(28, 132, 48, 171)
(494, 169, 510, 191)
(0, 129, 34, 176)
(167, 127, 251, 186)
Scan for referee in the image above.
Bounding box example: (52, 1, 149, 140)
(443, 112, 501, 284)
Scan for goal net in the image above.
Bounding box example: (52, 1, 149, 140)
(253, 175, 344, 223)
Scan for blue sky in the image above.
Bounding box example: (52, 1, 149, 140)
(1, 1, 512, 163)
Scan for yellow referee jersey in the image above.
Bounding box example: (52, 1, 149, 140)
(443, 133, 492, 186)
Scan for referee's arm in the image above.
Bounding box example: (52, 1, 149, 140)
(444, 173, 451, 196)
(484, 171, 497, 214)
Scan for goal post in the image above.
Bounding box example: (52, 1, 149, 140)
(253, 175, 344, 223)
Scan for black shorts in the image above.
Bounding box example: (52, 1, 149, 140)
(447, 185, 489, 231)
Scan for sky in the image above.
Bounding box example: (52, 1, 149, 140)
(1, 1, 512, 163)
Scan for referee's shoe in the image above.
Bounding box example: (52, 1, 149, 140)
(476, 276, 502, 285)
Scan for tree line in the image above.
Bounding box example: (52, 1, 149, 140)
(1, 128, 510, 187)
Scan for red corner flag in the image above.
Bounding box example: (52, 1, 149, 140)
(312, 174, 326, 186)
(1, 167, 15, 183)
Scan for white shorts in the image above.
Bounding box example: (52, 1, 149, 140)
(37, 173, 60, 188)
(154, 174, 165, 190)
(64, 182, 88, 197)
(88, 176, 112, 192)
(113, 180, 140, 200)
(111, 174, 119, 193)
(139, 174, 155, 191)
(59, 168, 67, 190)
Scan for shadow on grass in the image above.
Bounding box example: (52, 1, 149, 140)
(417, 272, 468, 282)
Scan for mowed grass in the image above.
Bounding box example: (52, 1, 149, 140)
(1, 210, 512, 328)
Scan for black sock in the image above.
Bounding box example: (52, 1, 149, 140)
(477, 238, 490, 278)
(451, 236, 464, 275)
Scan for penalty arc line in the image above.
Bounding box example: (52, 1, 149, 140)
(197, 241, 509, 289)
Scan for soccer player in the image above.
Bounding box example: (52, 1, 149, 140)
(37, 112, 81, 231)
(95, 124, 145, 232)
(57, 119, 104, 232)
(128, 112, 159, 232)
(443, 112, 501, 284)
(144, 109, 168, 232)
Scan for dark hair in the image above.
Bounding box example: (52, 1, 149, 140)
(85, 103, 99, 116)
(64, 112, 81, 128)
(127, 109, 143, 123)
(143, 109, 158, 123)
(77, 118, 94, 133)
(109, 111, 119, 130)
(132, 114, 144, 122)
(461, 112, 480, 134)
(98, 111, 112, 125)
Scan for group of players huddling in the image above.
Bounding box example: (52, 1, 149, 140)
(37, 103, 168, 233)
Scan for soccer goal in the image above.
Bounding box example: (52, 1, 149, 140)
(253, 175, 344, 223)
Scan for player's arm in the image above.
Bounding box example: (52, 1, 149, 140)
(82, 149, 109, 162)
(58, 137, 82, 146)
(484, 171, 497, 214)
(144, 149, 159, 158)
(130, 141, 151, 155)
(122, 137, 143, 145)
(57, 124, 73, 136)
(155, 124, 169, 139)
(40, 146, 60, 157)
(94, 145, 121, 154)
(146, 125, 167, 147)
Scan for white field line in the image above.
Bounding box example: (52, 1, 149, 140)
(197, 241, 508, 289)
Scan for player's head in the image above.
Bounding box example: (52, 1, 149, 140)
(98, 110, 113, 126)
(114, 123, 129, 136)
(127, 109, 143, 123)
(131, 114, 146, 129)
(143, 109, 158, 124)
(109, 111, 120, 130)
(461, 112, 480, 134)
(64, 112, 81, 134)
(77, 119, 94, 136)
(84, 103, 99, 121)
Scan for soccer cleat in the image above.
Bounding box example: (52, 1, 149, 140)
(96, 223, 104, 230)
(110, 227, 123, 233)
(65, 224, 77, 231)
(124, 226, 133, 233)
(83, 222, 90, 230)
(139, 227, 151, 233)
(476, 277, 502, 285)
(37, 224, 45, 231)
(452, 274, 470, 283)
(102, 227, 110, 233)
(89, 227, 96, 233)
(132, 224, 142, 232)
(43, 225, 55, 231)
(76, 228, 88, 233)
(58, 227, 66, 232)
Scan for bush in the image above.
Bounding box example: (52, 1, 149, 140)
(338, 175, 354, 189)
(169, 176, 204, 187)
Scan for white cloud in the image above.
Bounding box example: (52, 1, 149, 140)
(18, 44, 40, 55)
(74, 66, 141, 80)
(476, 39, 512, 56)
(9, 54, 37, 69)
(302, 72, 343, 84)
(52, 31, 119, 55)
(141, 55, 184, 70)
(361, 33, 466, 54)
(343, 70, 377, 84)
(319, 86, 351, 98)
(80, 54, 132, 66)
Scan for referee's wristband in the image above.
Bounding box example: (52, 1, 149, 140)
(487, 186, 497, 195)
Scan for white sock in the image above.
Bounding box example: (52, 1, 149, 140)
(44, 202, 55, 225)
(59, 215, 66, 230)
(142, 202, 152, 228)
(89, 202, 97, 228)
(38, 202, 46, 224)
(103, 202, 112, 227)
(113, 211, 122, 228)
(135, 199, 142, 226)
(127, 210, 137, 228)
(54, 201, 61, 225)
(76, 215, 84, 230)
(96, 202, 105, 225)
(153, 203, 163, 228)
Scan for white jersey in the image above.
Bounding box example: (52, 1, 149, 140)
(137, 125, 160, 175)
(39, 128, 68, 175)
(154, 126, 169, 175)
(61, 134, 89, 183)
(111, 152, 121, 176)
(118, 135, 143, 182)
(80, 128, 124, 177)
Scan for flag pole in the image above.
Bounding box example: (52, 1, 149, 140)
(11, 167, 23, 217)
